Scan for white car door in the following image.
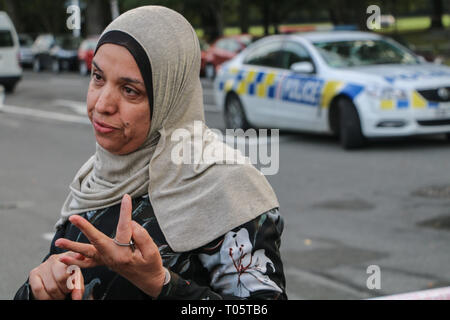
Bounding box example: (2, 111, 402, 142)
(238, 39, 288, 128)
(276, 41, 325, 131)
(0, 29, 19, 76)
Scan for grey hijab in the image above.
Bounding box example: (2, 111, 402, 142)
(58, 6, 279, 252)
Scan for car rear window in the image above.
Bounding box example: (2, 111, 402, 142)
(0, 30, 14, 47)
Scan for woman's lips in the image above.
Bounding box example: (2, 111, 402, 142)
(93, 120, 118, 134)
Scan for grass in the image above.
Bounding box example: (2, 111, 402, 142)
(196, 15, 450, 65)
(379, 16, 450, 66)
(380, 15, 450, 32)
(196, 15, 450, 38)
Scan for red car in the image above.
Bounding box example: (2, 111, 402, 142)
(78, 36, 99, 76)
(201, 34, 253, 79)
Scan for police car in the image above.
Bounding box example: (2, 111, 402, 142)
(213, 31, 450, 149)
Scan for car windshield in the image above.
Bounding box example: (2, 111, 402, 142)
(313, 39, 420, 67)
(238, 35, 253, 46)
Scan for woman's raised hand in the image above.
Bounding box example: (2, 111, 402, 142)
(28, 251, 85, 300)
(55, 194, 166, 298)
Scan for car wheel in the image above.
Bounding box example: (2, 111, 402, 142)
(79, 61, 88, 76)
(445, 133, 450, 141)
(338, 97, 366, 150)
(32, 58, 41, 72)
(4, 82, 17, 93)
(52, 59, 60, 73)
(205, 63, 215, 80)
(225, 93, 250, 130)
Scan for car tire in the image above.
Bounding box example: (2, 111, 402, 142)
(79, 61, 88, 76)
(4, 82, 17, 93)
(32, 58, 41, 72)
(338, 97, 366, 150)
(225, 93, 250, 130)
(445, 133, 450, 141)
(52, 59, 60, 73)
(205, 63, 215, 80)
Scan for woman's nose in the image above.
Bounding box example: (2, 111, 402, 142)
(95, 86, 119, 114)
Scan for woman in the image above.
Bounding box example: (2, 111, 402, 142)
(14, 6, 286, 300)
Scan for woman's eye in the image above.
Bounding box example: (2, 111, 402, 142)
(123, 86, 139, 96)
(91, 71, 104, 84)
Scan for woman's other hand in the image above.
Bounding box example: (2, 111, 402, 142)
(55, 194, 166, 298)
(28, 252, 85, 300)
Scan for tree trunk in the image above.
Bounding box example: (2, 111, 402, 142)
(430, 0, 444, 29)
(328, 7, 338, 26)
(3, 0, 21, 32)
(239, 0, 249, 34)
(201, 0, 224, 42)
(354, 0, 370, 31)
(328, 0, 368, 30)
(262, 0, 270, 36)
(86, 0, 109, 36)
(109, 0, 120, 20)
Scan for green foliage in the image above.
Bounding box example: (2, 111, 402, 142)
(0, 0, 448, 39)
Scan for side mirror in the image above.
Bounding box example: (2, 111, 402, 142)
(290, 61, 314, 74)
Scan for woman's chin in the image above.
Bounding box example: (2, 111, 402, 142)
(96, 138, 141, 156)
(96, 137, 121, 154)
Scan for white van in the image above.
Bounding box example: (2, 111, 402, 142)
(0, 11, 22, 92)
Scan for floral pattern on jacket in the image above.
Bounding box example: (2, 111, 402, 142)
(199, 223, 282, 297)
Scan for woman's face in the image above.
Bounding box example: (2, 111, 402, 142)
(87, 43, 151, 155)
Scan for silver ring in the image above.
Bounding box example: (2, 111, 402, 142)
(113, 237, 135, 252)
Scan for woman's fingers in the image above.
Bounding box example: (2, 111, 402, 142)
(66, 251, 86, 261)
(29, 272, 52, 300)
(39, 260, 69, 299)
(131, 221, 156, 260)
(28, 253, 82, 300)
(115, 194, 133, 244)
(55, 238, 99, 261)
(67, 266, 85, 300)
(71, 283, 84, 300)
(52, 258, 74, 295)
(59, 254, 98, 269)
(68, 215, 109, 253)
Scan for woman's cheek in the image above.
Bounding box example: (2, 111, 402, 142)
(86, 88, 98, 117)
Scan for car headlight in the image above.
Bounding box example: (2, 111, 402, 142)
(366, 85, 408, 100)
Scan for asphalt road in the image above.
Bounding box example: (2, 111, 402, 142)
(2, 70, 450, 300)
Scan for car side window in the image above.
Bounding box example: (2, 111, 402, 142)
(215, 39, 228, 50)
(281, 41, 314, 70)
(227, 39, 241, 53)
(243, 41, 284, 68)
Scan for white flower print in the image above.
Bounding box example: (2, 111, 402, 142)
(199, 228, 282, 298)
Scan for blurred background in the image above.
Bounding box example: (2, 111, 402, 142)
(1, 0, 450, 300)
(2, 0, 450, 73)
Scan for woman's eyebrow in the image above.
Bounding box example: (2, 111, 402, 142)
(92, 59, 143, 86)
(92, 60, 103, 72)
(119, 77, 144, 86)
